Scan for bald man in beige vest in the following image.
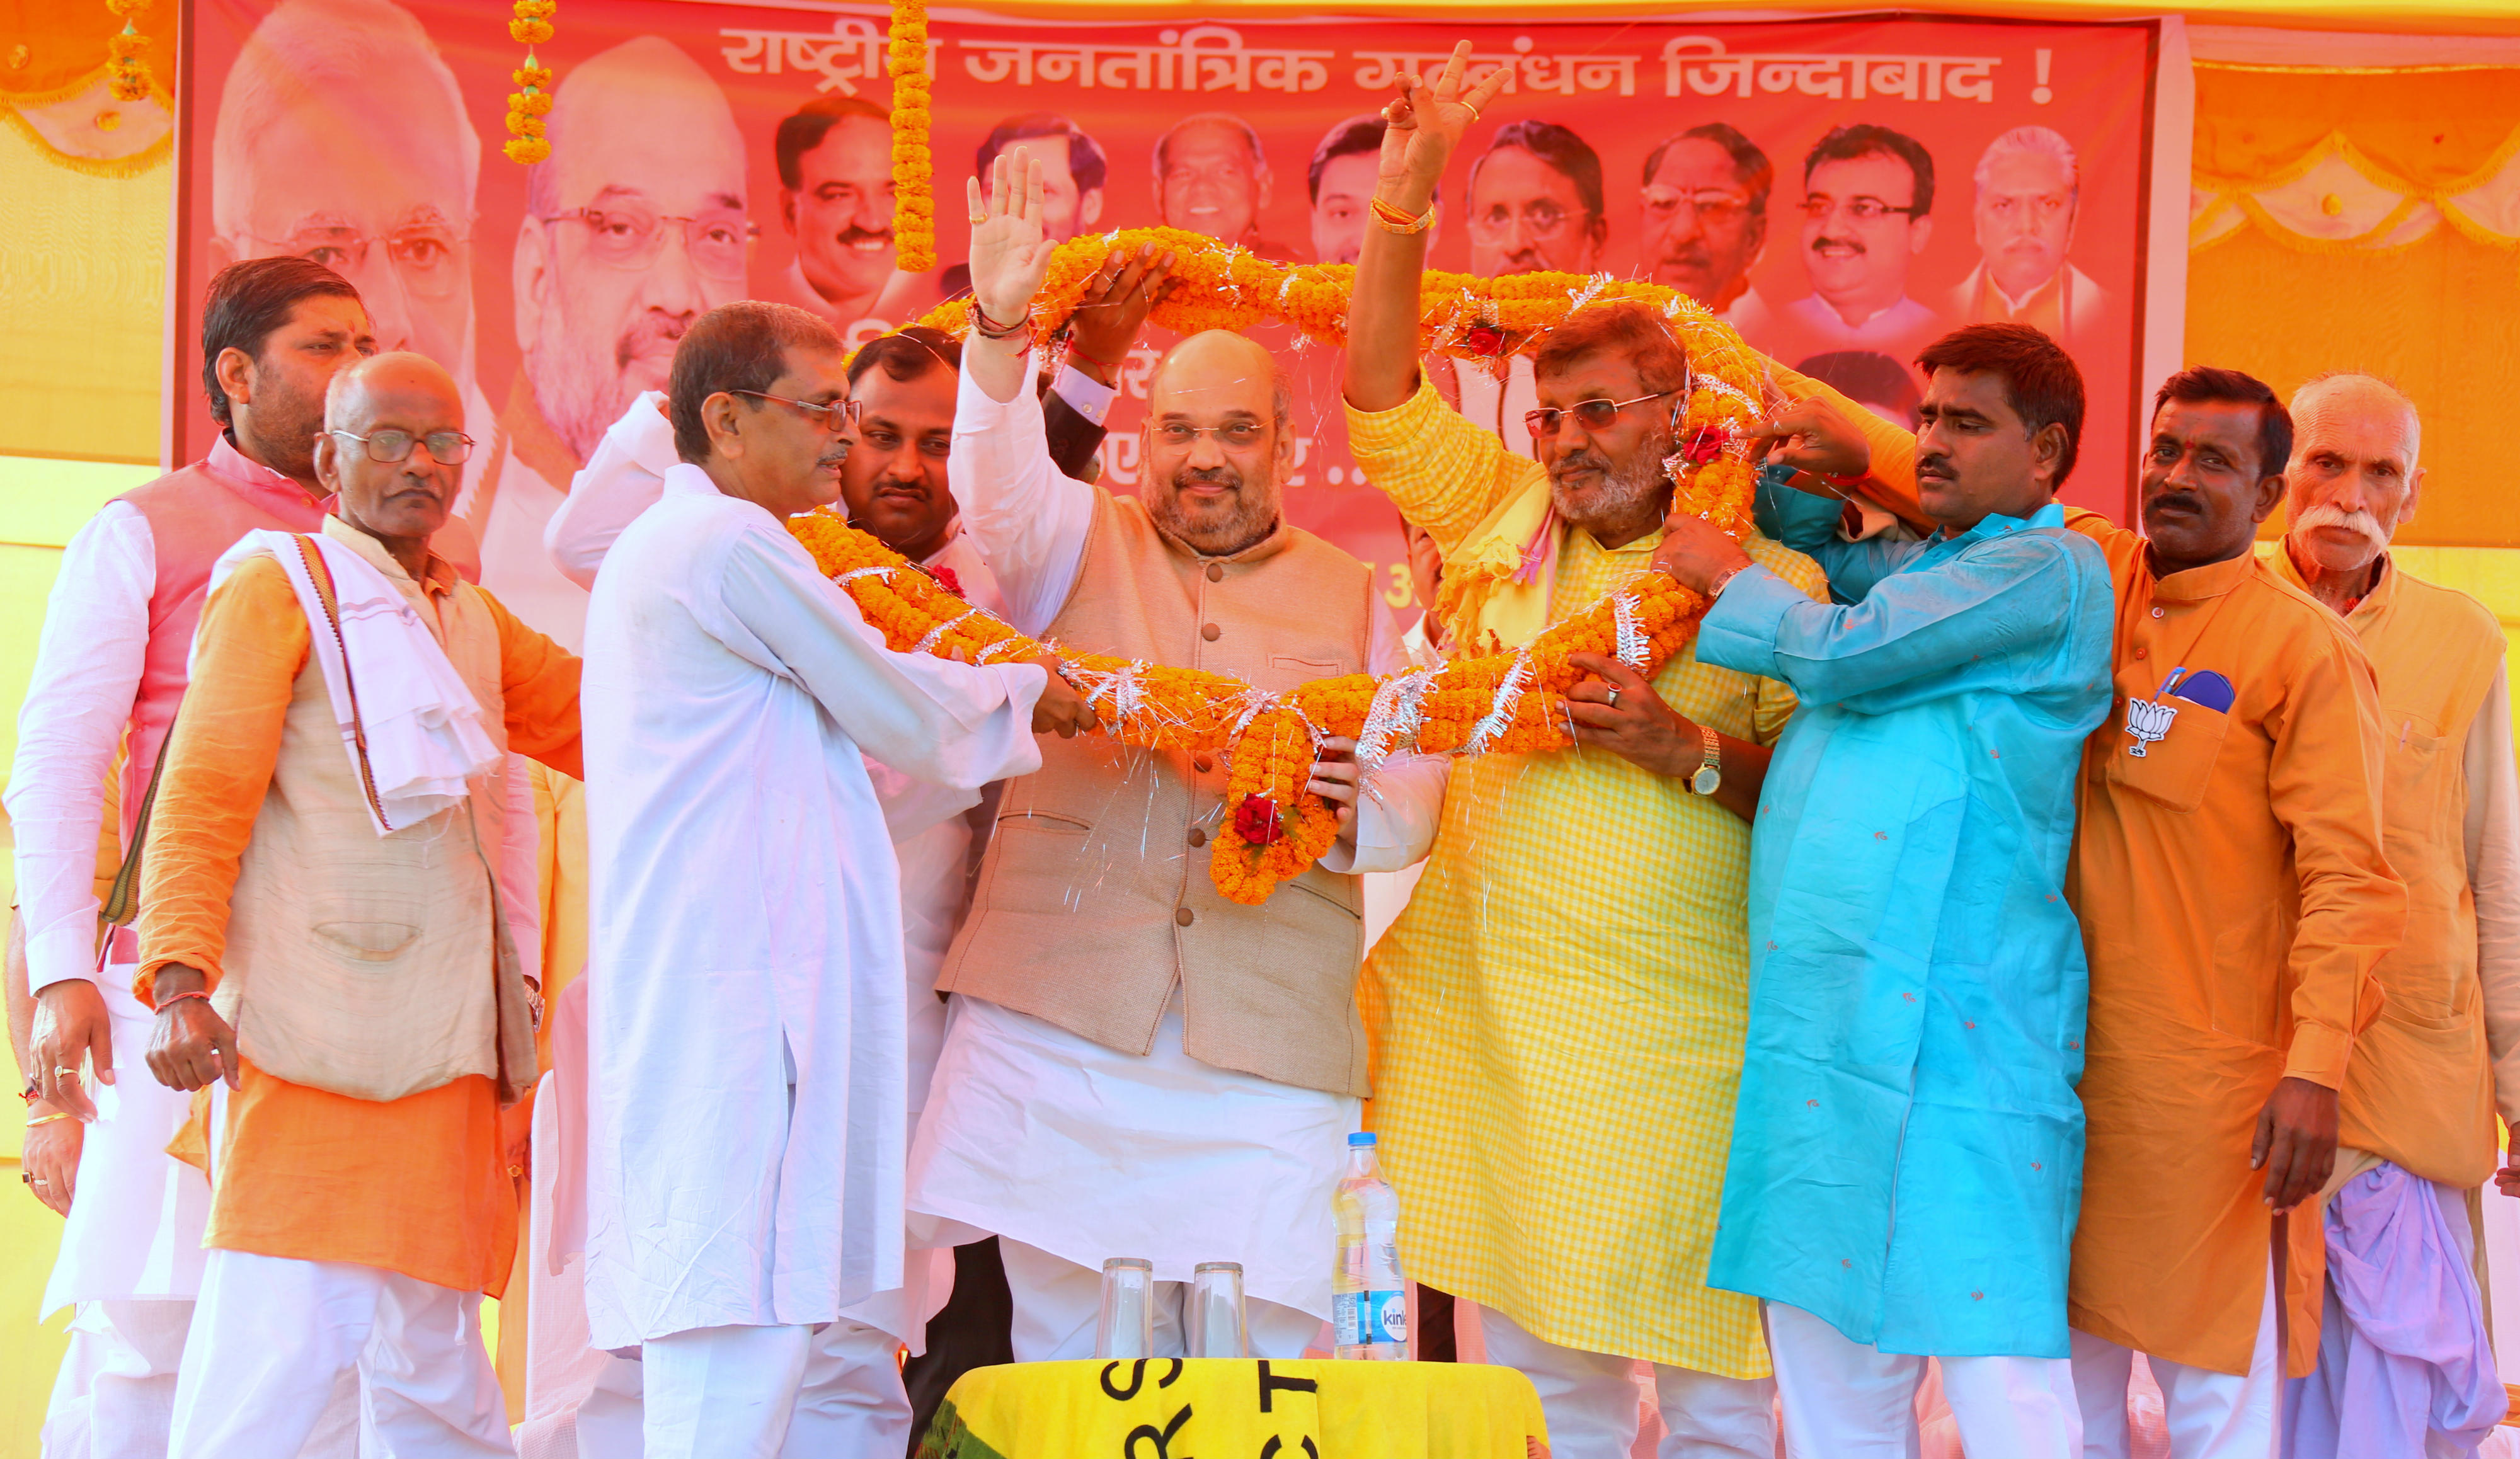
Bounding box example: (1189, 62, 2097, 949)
(902, 154, 1447, 1359)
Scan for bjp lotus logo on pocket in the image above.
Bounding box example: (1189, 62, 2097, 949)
(2123, 695, 2179, 757)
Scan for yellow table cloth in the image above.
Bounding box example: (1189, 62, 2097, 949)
(915, 1359, 1550, 1459)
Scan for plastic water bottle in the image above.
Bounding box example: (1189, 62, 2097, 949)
(1332, 1131, 1408, 1359)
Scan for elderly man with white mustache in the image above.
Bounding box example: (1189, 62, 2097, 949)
(2271, 372, 2520, 1456)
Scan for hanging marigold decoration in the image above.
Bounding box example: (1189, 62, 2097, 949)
(103, 0, 153, 102)
(887, 0, 936, 272)
(502, 1, 556, 164)
(787, 507, 1725, 905)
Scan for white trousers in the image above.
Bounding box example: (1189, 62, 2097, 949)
(41, 1299, 191, 1459)
(168, 1249, 508, 1459)
(627, 1317, 917, 1459)
(2071, 1257, 2277, 1459)
(999, 1238, 1322, 1361)
(1767, 1302, 2080, 1459)
(1478, 1306, 1775, 1459)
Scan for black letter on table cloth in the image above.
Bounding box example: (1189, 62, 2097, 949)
(1259, 1438, 1321, 1458)
(1123, 1404, 1194, 1458)
(1255, 1362, 1319, 1414)
(1102, 1359, 1186, 1402)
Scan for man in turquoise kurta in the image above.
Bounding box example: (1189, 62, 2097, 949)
(1652, 323, 2112, 1456)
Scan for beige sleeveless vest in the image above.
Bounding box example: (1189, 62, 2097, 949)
(214, 520, 536, 1105)
(939, 492, 1377, 1096)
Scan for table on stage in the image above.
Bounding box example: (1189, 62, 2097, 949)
(915, 1358, 1551, 1458)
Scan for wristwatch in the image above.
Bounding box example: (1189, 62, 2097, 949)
(1688, 724, 1722, 796)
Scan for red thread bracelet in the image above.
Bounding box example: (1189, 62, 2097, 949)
(156, 990, 212, 1012)
(1066, 339, 1125, 371)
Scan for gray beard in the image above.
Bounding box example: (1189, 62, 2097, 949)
(524, 336, 633, 464)
(1149, 469, 1280, 557)
(1550, 439, 1674, 536)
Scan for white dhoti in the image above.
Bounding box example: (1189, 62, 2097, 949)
(2073, 1258, 2278, 1459)
(1476, 1305, 1775, 1459)
(1768, 1302, 2078, 1458)
(907, 992, 1357, 1341)
(168, 1249, 510, 1459)
(38, 978, 215, 1459)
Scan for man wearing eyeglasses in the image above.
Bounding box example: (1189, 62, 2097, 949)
(776, 96, 937, 346)
(136, 351, 586, 1457)
(512, 38, 752, 506)
(1344, 54, 1919, 1457)
(208, 0, 579, 648)
(1639, 122, 1776, 335)
(1950, 127, 2109, 352)
(1457, 120, 1608, 459)
(1780, 123, 1944, 367)
(11, 255, 379, 1459)
(900, 149, 1449, 1367)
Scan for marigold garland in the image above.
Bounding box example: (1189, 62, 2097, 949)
(788, 511, 1719, 905)
(103, 0, 152, 103)
(887, 0, 936, 273)
(501, 3, 556, 165)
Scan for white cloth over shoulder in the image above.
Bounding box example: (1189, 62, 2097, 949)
(580, 464, 1047, 1349)
(209, 529, 500, 835)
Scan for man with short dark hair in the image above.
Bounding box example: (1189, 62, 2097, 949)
(1659, 322, 2113, 1455)
(1458, 118, 1608, 456)
(776, 96, 929, 340)
(1783, 123, 1942, 361)
(976, 113, 1106, 243)
(9, 255, 375, 1459)
(1309, 114, 1440, 265)
(139, 350, 585, 1456)
(580, 300, 1092, 1458)
(1639, 122, 1772, 328)
(1804, 360, 2407, 1457)
(1343, 57, 1917, 1456)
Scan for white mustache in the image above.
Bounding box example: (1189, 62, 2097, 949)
(2291, 500, 2390, 551)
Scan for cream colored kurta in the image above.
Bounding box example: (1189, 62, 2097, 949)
(1348, 381, 1826, 1376)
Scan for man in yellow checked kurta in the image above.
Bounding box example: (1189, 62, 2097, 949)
(1341, 51, 1916, 1458)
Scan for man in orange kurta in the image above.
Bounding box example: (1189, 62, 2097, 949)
(136, 353, 581, 1458)
(2271, 373, 2520, 1453)
(2058, 368, 2403, 1458)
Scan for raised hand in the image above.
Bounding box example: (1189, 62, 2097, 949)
(1375, 40, 1515, 214)
(1748, 395, 1874, 491)
(966, 149, 1056, 333)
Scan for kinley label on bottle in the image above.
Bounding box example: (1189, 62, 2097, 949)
(1334, 1290, 1408, 1347)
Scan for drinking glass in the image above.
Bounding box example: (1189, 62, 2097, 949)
(1188, 1262, 1249, 1359)
(1096, 1257, 1155, 1360)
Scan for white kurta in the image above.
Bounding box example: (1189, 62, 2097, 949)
(580, 464, 1048, 1349)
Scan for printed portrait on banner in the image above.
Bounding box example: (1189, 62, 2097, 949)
(178, 1, 2164, 638)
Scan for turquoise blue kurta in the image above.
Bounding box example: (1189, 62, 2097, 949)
(1696, 485, 2113, 1358)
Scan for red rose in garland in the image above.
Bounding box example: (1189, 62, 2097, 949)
(1232, 795, 1285, 847)
(1460, 324, 1506, 357)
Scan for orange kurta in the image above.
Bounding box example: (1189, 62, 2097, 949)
(136, 539, 581, 1296)
(2062, 518, 2405, 1378)
(2274, 548, 2513, 1189)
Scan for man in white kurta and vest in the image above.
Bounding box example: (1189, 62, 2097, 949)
(9, 257, 381, 1459)
(902, 152, 1447, 1361)
(135, 351, 584, 1456)
(579, 300, 1096, 1459)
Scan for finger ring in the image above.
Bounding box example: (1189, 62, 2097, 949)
(54, 1067, 76, 1078)
(1463, 102, 1484, 121)
(1606, 687, 1622, 708)
(31, 1177, 49, 1187)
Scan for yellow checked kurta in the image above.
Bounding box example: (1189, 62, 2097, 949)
(1348, 379, 1833, 1375)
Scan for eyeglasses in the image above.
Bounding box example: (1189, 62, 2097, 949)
(732, 391, 861, 433)
(1151, 421, 1269, 449)
(247, 222, 470, 300)
(1641, 186, 1752, 227)
(1468, 199, 1586, 244)
(538, 207, 759, 282)
(328, 427, 474, 466)
(1800, 195, 1923, 224)
(1524, 389, 1681, 440)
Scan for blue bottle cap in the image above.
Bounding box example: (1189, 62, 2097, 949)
(1348, 1131, 1377, 1147)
